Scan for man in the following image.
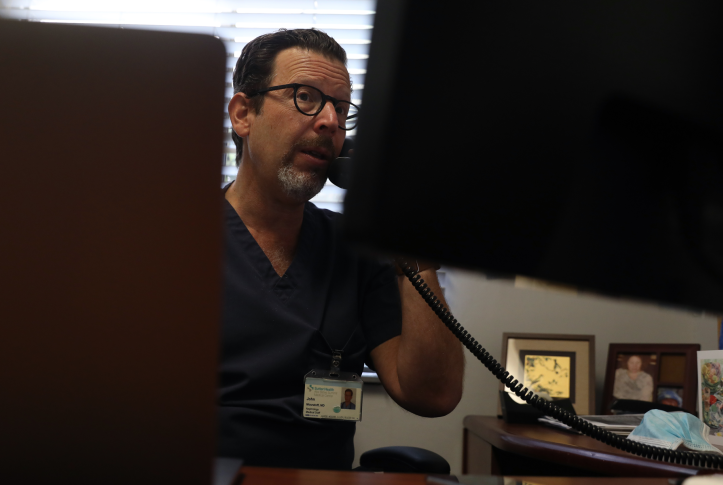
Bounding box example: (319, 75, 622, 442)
(612, 355, 654, 402)
(219, 28, 464, 470)
(341, 389, 356, 410)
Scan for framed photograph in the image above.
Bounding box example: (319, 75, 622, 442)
(499, 333, 595, 415)
(601, 343, 700, 414)
(698, 350, 723, 449)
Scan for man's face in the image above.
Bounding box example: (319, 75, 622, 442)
(244, 47, 351, 203)
(627, 356, 642, 372)
(344, 390, 352, 403)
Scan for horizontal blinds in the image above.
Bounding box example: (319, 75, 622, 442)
(1, 0, 375, 212)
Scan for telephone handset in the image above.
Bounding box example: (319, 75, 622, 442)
(332, 150, 720, 469)
(327, 157, 352, 189)
(327, 136, 354, 190)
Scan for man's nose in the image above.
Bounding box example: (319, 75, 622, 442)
(313, 101, 339, 135)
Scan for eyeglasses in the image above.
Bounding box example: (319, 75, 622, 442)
(246, 83, 359, 131)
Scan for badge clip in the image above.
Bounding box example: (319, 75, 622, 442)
(330, 349, 342, 377)
(304, 350, 360, 382)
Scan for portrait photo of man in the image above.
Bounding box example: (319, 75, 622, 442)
(340, 389, 356, 410)
(612, 354, 655, 402)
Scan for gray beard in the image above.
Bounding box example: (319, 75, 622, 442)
(277, 162, 325, 202)
(277, 138, 331, 202)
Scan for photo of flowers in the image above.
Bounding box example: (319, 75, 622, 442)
(698, 350, 723, 447)
(520, 350, 575, 401)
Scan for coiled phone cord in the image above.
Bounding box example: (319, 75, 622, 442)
(397, 259, 723, 470)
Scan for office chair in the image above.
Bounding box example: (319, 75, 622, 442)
(356, 446, 450, 474)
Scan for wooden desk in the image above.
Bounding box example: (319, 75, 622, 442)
(463, 416, 703, 478)
(239, 467, 679, 485)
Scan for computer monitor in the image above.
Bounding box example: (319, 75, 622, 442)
(344, 0, 723, 313)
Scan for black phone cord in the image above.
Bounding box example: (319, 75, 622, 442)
(397, 260, 723, 470)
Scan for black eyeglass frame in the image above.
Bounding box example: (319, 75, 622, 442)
(246, 83, 359, 131)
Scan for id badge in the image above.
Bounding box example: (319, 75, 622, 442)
(303, 372, 363, 421)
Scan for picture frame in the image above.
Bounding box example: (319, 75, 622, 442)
(601, 343, 700, 415)
(499, 333, 596, 415)
(697, 349, 723, 449)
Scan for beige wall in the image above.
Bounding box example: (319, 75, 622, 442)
(353, 267, 718, 474)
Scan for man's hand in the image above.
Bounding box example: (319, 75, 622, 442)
(370, 267, 465, 417)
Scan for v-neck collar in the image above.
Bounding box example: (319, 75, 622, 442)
(222, 194, 317, 301)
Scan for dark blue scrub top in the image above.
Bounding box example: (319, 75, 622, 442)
(217, 196, 402, 470)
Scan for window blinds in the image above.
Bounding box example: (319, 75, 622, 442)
(0, 0, 375, 212)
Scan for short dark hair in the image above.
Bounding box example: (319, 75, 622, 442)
(345, 389, 353, 395)
(230, 29, 348, 162)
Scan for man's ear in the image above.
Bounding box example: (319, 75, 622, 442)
(228, 92, 253, 138)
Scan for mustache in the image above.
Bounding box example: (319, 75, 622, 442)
(291, 136, 336, 161)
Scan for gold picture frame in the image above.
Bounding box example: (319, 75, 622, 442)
(499, 333, 596, 415)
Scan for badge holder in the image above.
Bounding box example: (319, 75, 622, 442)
(303, 350, 363, 421)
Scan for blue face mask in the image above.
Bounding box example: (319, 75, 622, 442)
(628, 410, 722, 454)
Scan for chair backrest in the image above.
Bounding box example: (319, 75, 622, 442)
(359, 446, 451, 474)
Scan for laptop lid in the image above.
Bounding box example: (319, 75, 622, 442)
(0, 20, 226, 484)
